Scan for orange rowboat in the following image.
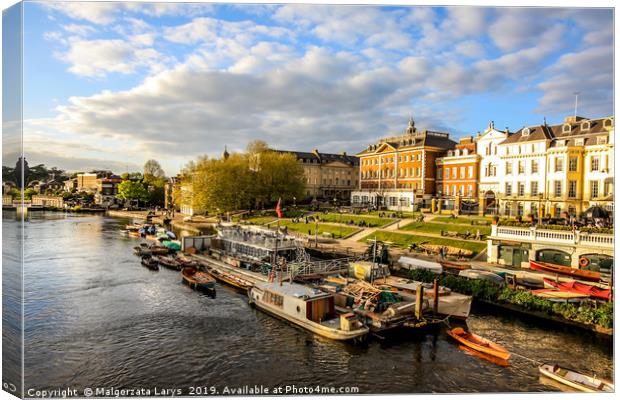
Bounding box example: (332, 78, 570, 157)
(530, 260, 600, 282)
(447, 327, 510, 360)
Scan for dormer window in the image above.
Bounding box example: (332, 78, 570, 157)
(562, 124, 571, 133)
(463, 149, 469, 155)
(604, 118, 613, 129)
(581, 121, 591, 131)
(522, 128, 530, 136)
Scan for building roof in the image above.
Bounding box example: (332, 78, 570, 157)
(273, 149, 359, 166)
(256, 281, 330, 300)
(356, 118, 457, 156)
(501, 116, 613, 145)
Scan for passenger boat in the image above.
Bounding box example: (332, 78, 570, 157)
(249, 281, 369, 342)
(539, 364, 613, 392)
(458, 269, 504, 285)
(140, 256, 159, 271)
(181, 267, 216, 291)
(530, 260, 601, 282)
(543, 278, 611, 301)
(207, 267, 253, 290)
(447, 327, 510, 360)
(154, 255, 181, 270)
(531, 289, 589, 303)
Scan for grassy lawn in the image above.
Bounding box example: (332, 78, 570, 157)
(315, 213, 395, 227)
(359, 231, 486, 254)
(366, 210, 422, 218)
(432, 215, 493, 225)
(241, 216, 278, 225)
(279, 220, 360, 239)
(400, 221, 491, 237)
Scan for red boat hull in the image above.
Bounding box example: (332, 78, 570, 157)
(543, 278, 611, 301)
(530, 260, 601, 282)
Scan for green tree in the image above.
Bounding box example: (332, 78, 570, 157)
(143, 159, 165, 181)
(116, 181, 149, 205)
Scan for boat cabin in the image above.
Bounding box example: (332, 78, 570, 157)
(254, 282, 336, 323)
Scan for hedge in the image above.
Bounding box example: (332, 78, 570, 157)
(405, 269, 613, 329)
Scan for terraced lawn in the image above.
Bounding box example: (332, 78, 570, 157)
(315, 213, 395, 227)
(358, 231, 486, 254)
(279, 220, 360, 239)
(400, 221, 491, 236)
(241, 216, 278, 225)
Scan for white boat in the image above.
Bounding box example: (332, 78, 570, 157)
(377, 276, 472, 320)
(397, 256, 443, 274)
(249, 281, 369, 342)
(539, 364, 613, 392)
(459, 269, 504, 285)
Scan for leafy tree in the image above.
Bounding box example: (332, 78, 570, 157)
(116, 181, 149, 205)
(143, 159, 165, 181)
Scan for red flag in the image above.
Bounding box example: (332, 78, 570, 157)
(275, 198, 283, 219)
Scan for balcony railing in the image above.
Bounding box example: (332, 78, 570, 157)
(490, 225, 613, 249)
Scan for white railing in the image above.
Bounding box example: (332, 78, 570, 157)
(491, 225, 613, 249)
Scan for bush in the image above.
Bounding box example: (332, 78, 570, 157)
(405, 269, 613, 329)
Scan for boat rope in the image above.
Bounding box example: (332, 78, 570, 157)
(507, 351, 542, 366)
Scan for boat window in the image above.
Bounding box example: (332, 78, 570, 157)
(535, 249, 571, 267)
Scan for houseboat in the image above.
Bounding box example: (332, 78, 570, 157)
(249, 281, 369, 342)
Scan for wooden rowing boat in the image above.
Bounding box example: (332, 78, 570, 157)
(530, 260, 601, 282)
(440, 261, 471, 271)
(140, 256, 159, 271)
(457, 345, 510, 367)
(154, 255, 182, 271)
(531, 289, 589, 302)
(539, 364, 613, 392)
(181, 267, 216, 291)
(208, 267, 252, 290)
(127, 230, 142, 238)
(543, 278, 611, 301)
(447, 327, 510, 360)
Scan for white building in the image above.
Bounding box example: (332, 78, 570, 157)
(475, 121, 511, 214)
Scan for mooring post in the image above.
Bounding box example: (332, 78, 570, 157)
(415, 285, 424, 320)
(433, 279, 439, 314)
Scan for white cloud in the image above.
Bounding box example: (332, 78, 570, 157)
(455, 40, 485, 58)
(62, 23, 97, 36)
(43, 3, 119, 25)
(60, 38, 163, 78)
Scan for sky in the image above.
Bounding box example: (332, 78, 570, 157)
(5, 1, 615, 175)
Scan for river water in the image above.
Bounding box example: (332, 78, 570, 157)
(3, 212, 613, 395)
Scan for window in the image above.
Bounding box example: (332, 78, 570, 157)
(505, 183, 512, 196)
(562, 124, 571, 133)
(467, 184, 473, 196)
(568, 181, 577, 198)
(522, 128, 530, 136)
(452, 185, 457, 196)
(452, 168, 457, 178)
(437, 168, 441, 178)
(506, 162, 512, 174)
(604, 181, 612, 196)
(518, 161, 525, 174)
(531, 181, 538, 196)
(415, 168, 421, 177)
(591, 181, 599, 198)
(554, 181, 562, 197)
(460, 167, 465, 179)
(468, 166, 473, 178)
(575, 138, 584, 147)
(518, 182, 525, 196)
(591, 156, 600, 172)
(569, 157, 578, 172)
(517, 203, 524, 216)
(445, 168, 450, 179)
(581, 121, 591, 131)
(531, 160, 538, 174)
(554, 157, 564, 172)
(597, 136, 608, 145)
